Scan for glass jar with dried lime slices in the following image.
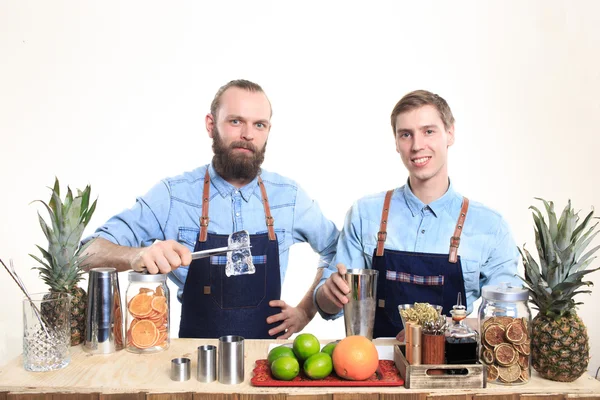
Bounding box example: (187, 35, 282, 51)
(125, 271, 170, 353)
(478, 284, 531, 385)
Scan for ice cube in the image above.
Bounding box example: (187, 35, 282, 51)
(226, 230, 255, 277)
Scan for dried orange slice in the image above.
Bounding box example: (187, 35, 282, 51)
(498, 364, 520, 383)
(482, 317, 497, 331)
(494, 343, 517, 366)
(156, 286, 164, 297)
(151, 296, 167, 314)
(487, 365, 499, 382)
(519, 367, 529, 382)
(505, 321, 525, 343)
(484, 324, 506, 347)
(128, 294, 153, 318)
(131, 319, 159, 349)
(481, 348, 494, 365)
(518, 354, 529, 369)
(139, 288, 154, 294)
(495, 316, 514, 327)
(515, 342, 531, 355)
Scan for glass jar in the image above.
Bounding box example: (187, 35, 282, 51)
(125, 271, 170, 353)
(478, 283, 531, 385)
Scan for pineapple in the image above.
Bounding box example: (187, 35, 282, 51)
(30, 178, 97, 346)
(519, 198, 599, 382)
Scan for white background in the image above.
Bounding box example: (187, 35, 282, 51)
(1, 0, 599, 378)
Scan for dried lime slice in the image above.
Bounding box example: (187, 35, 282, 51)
(487, 364, 499, 382)
(515, 342, 531, 355)
(518, 354, 529, 369)
(495, 316, 514, 327)
(519, 367, 530, 382)
(498, 364, 521, 382)
(483, 317, 497, 331)
(481, 348, 495, 365)
(484, 324, 506, 347)
(494, 343, 517, 366)
(505, 321, 525, 343)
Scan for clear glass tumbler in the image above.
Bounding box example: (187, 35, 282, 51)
(23, 292, 71, 371)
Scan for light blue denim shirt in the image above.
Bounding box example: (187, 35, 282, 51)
(85, 164, 339, 301)
(316, 181, 520, 319)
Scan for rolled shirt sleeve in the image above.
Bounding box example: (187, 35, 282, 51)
(83, 180, 171, 247)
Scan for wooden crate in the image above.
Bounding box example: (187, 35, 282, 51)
(393, 344, 486, 389)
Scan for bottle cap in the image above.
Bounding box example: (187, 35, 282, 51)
(451, 292, 467, 321)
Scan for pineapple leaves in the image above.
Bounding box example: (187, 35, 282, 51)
(521, 198, 600, 318)
(48, 178, 60, 211)
(571, 209, 594, 243)
(31, 178, 98, 291)
(534, 197, 557, 239)
(80, 186, 90, 215)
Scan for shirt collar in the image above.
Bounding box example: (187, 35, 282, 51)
(208, 163, 259, 202)
(401, 179, 458, 218)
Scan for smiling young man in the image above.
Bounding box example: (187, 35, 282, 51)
(83, 79, 339, 339)
(314, 90, 520, 338)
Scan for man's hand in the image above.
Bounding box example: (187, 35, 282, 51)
(316, 263, 350, 314)
(130, 240, 192, 274)
(266, 300, 310, 339)
(396, 329, 405, 342)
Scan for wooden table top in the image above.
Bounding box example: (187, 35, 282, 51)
(1, 338, 599, 397)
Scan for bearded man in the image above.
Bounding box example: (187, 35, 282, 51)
(83, 80, 339, 339)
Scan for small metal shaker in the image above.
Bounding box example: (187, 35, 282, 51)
(218, 335, 244, 384)
(83, 267, 124, 353)
(197, 345, 217, 382)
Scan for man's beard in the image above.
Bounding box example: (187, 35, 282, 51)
(211, 127, 266, 182)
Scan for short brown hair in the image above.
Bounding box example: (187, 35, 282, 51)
(390, 90, 454, 134)
(210, 79, 271, 119)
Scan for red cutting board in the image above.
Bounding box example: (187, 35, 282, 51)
(251, 359, 404, 387)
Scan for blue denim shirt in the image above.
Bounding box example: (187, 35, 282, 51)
(316, 181, 520, 318)
(85, 164, 339, 301)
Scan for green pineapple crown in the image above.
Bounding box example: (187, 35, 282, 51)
(30, 177, 97, 292)
(519, 198, 600, 319)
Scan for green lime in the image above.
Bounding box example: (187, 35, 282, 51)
(271, 356, 300, 381)
(293, 333, 321, 362)
(267, 345, 296, 366)
(303, 352, 333, 380)
(321, 342, 337, 357)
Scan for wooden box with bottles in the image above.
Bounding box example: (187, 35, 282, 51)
(393, 344, 486, 389)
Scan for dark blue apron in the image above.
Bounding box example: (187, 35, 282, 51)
(372, 190, 469, 338)
(179, 171, 281, 338)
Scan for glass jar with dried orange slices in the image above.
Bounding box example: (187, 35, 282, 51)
(478, 283, 531, 385)
(125, 271, 170, 353)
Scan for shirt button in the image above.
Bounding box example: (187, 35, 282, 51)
(236, 212, 240, 217)
(421, 230, 425, 234)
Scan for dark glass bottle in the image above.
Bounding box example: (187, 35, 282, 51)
(445, 293, 478, 364)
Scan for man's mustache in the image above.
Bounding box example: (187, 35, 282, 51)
(230, 141, 257, 153)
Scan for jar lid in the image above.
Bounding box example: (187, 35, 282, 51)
(128, 270, 167, 283)
(482, 283, 528, 301)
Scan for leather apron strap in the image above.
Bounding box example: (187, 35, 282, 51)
(257, 176, 276, 241)
(199, 169, 276, 242)
(376, 190, 394, 256)
(449, 197, 469, 263)
(375, 190, 470, 262)
(199, 169, 211, 242)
